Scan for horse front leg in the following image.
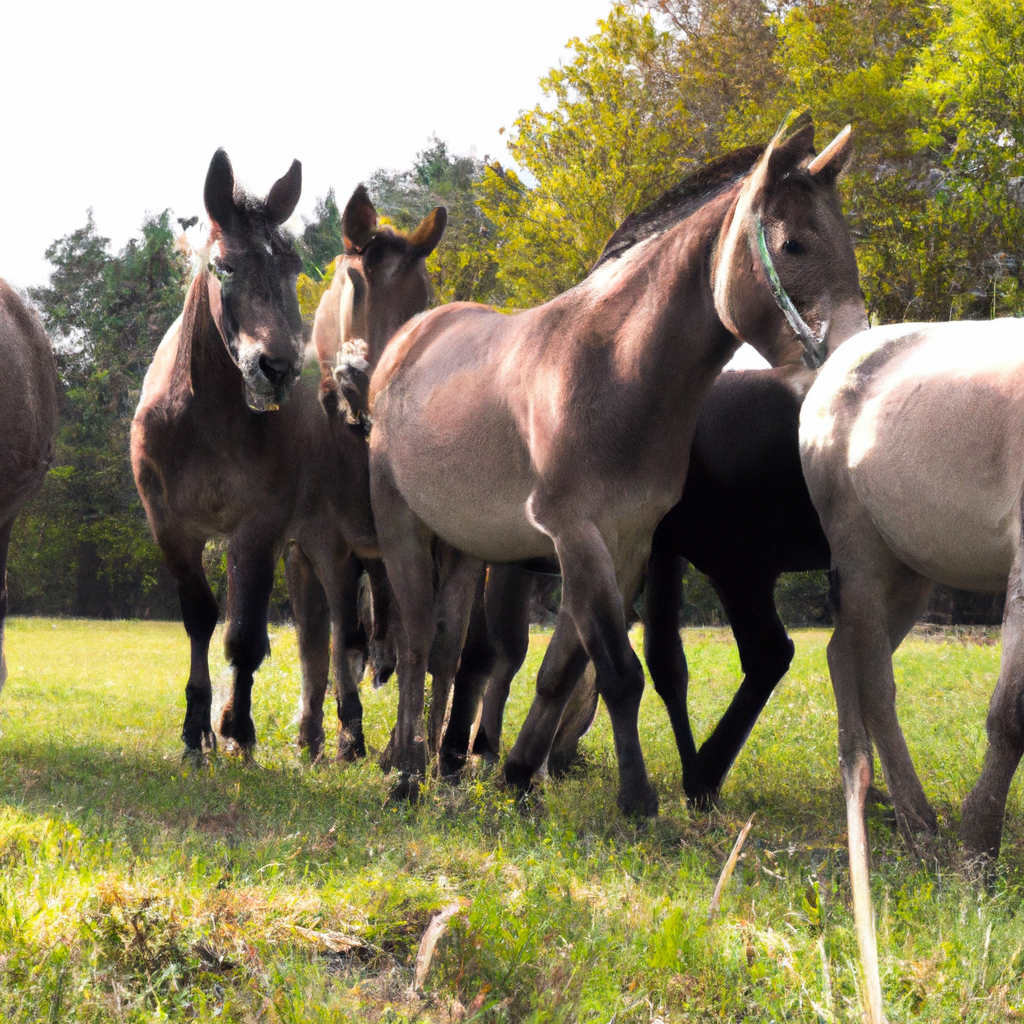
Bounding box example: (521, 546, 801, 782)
(220, 532, 278, 755)
(510, 520, 658, 817)
(0, 519, 13, 695)
(961, 553, 1024, 860)
(157, 531, 220, 753)
(688, 570, 794, 805)
(363, 558, 396, 689)
(372, 467, 436, 802)
(641, 542, 699, 785)
(286, 543, 330, 760)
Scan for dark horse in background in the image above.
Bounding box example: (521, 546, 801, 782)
(363, 115, 865, 813)
(435, 129, 863, 805)
(131, 150, 380, 760)
(0, 280, 59, 692)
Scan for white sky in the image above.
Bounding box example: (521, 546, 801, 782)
(1, 0, 769, 368)
(0, 0, 616, 291)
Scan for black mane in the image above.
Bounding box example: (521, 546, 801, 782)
(592, 145, 764, 270)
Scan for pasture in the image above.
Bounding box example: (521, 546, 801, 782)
(0, 618, 1022, 1023)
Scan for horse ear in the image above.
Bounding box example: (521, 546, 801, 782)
(808, 125, 853, 183)
(266, 159, 302, 225)
(766, 117, 817, 184)
(204, 149, 237, 233)
(408, 207, 448, 259)
(343, 185, 378, 253)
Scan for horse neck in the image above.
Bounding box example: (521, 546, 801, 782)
(172, 272, 244, 410)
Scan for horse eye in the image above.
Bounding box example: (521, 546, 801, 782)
(783, 239, 803, 255)
(214, 260, 234, 276)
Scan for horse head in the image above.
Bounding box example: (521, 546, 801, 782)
(713, 114, 867, 370)
(203, 149, 305, 411)
(340, 184, 447, 363)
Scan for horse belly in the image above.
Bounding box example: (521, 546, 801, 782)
(848, 371, 1024, 591)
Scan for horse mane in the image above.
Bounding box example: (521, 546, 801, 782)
(592, 144, 765, 270)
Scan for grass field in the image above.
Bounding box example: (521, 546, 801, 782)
(0, 618, 1022, 1023)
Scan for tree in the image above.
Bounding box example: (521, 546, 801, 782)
(480, 5, 697, 306)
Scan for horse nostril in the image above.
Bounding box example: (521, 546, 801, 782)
(259, 355, 291, 385)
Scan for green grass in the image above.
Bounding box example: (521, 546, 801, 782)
(0, 619, 1022, 1022)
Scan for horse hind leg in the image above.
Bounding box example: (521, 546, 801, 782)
(286, 544, 330, 760)
(547, 662, 600, 777)
(321, 551, 367, 762)
(472, 564, 534, 763)
(961, 557, 1024, 861)
(438, 564, 493, 779)
(426, 546, 483, 760)
(219, 534, 278, 755)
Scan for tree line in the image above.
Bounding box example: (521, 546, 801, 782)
(8, 0, 1021, 625)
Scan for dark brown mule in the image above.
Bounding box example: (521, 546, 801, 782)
(290, 186, 448, 705)
(132, 151, 379, 759)
(365, 117, 863, 811)
(0, 280, 59, 691)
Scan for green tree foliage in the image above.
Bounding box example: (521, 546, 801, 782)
(480, 5, 695, 306)
(369, 137, 502, 305)
(485, 0, 1024, 323)
(8, 213, 189, 617)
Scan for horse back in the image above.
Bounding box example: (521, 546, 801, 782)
(0, 280, 59, 521)
(802, 320, 1024, 590)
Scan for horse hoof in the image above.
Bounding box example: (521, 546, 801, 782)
(619, 782, 659, 819)
(388, 774, 421, 805)
(683, 785, 720, 813)
(503, 758, 537, 795)
(438, 747, 467, 781)
(337, 731, 366, 763)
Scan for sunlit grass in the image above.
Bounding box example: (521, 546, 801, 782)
(0, 619, 1021, 1021)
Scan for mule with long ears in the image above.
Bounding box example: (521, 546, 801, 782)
(365, 115, 862, 811)
(132, 150, 380, 759)
(0, 280, 59, 692)
(800, 317, 1024, 1024)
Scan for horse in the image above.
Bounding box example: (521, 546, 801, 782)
(362, 114, 864, 811)
(131, 150, 382, 760)
(799, 317, 1024, 1024)
(294, 184, 447, 697)
(0, 280, 60, 691)
(446, 360, 843, 804)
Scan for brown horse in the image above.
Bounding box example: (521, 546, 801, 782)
(0, 280, 59, 691)
(364, 116, 863, 811)
(132, 150, 381, 759)
(290, 185, 448, 702)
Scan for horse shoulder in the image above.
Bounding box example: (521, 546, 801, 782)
(369, 302, 498, 408)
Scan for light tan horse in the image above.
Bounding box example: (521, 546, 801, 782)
(800, 317, 1024, 1023)
(365, 116, 863, 809)
(0, 280, 59, 691)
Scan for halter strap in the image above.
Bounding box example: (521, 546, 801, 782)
(754, 219, 828, 370)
